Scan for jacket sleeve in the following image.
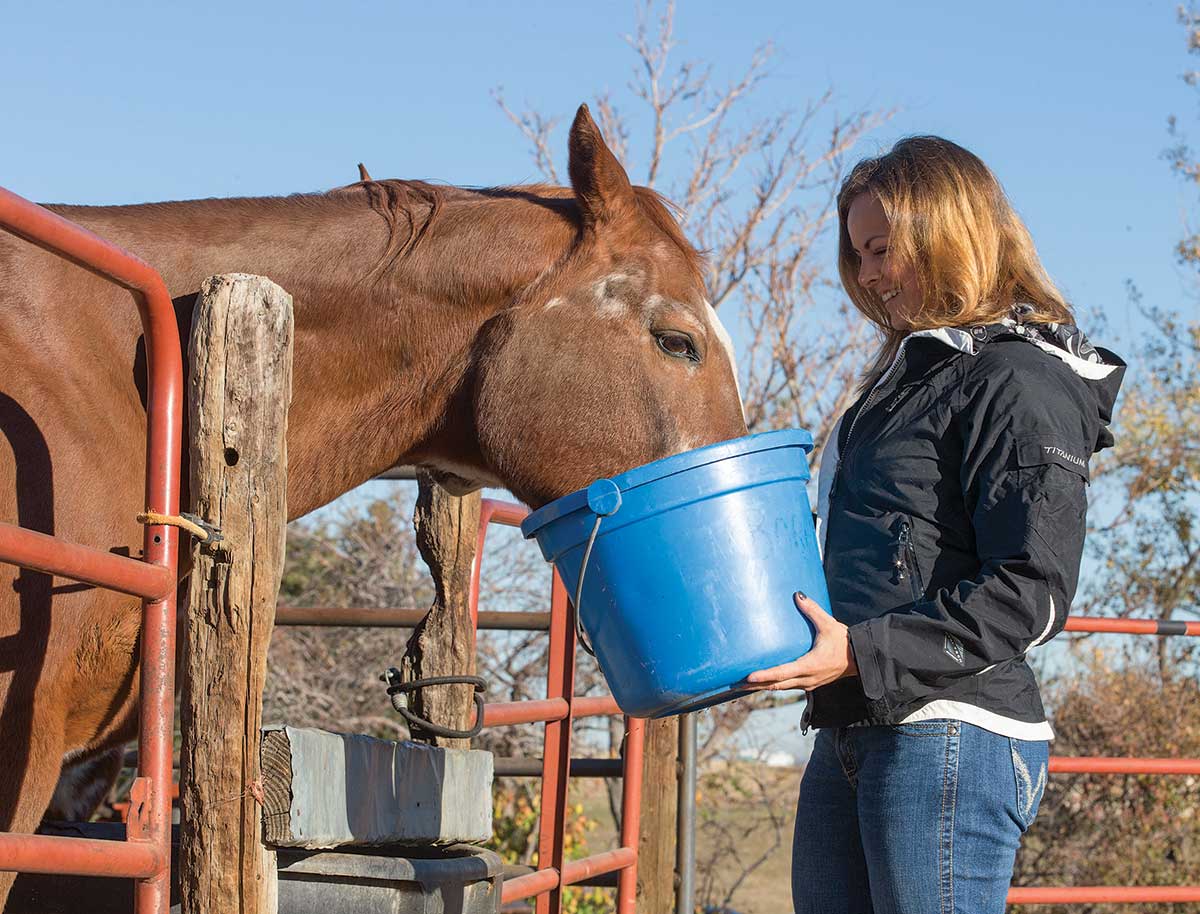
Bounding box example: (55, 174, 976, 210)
(847, 353, 1094, 713)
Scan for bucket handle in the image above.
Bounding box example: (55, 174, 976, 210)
(573, 479, 622, 657)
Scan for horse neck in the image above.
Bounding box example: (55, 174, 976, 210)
(82, 187, 578, 516)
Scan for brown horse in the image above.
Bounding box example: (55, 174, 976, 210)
(0, 104, 745, 903)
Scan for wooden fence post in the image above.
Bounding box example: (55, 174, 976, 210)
(638, 716, 679, 912)
(179, 274, 293, 914)
(399, 472, 482, 749)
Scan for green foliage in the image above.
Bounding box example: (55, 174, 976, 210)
(487, 781, 612, 914)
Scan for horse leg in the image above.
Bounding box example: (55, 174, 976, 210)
(0, 585, 138, 909)
(45, 747, 124, 822)
(43, 594, 147, 825)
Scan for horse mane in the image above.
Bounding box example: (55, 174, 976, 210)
(342, 178, 704, 286)
(49, 176, 705, 296)
(346, 178, 448, 278)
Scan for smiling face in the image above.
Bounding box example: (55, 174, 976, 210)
(845, 193, 922, 332)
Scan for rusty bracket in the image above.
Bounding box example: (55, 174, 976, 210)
(126, 777, 152, 841)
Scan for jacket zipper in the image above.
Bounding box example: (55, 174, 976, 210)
(894, 520, 924, 603)
(829, 347, 908, 503)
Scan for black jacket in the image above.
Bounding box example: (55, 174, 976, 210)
(807, 320, 1125, 734)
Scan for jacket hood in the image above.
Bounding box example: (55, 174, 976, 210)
(905, 311, 1126, 453)
(1009, 315, 1125, 450)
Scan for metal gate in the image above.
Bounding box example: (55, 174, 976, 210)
(0, 187, 181, 914)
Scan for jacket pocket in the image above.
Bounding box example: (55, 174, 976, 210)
(1014, 437, 1089, 561)
(889, 718, 955, 737)
(889, 517, 925, 603)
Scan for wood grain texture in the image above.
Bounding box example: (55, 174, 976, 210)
(179, 274, 293, 914)
(399, 473, 481, 750)
(637, 716, 679, 913)
(260, 729, 295, 848)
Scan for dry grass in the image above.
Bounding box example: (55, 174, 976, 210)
(570, 764, 802, 914)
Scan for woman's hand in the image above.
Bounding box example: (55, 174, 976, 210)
(744, 592, 858, 692)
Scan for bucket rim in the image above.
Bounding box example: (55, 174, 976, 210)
(519, 427, 813, 539)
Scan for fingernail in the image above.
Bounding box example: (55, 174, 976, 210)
(794, 590, 808, 602)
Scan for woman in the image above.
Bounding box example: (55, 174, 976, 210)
(746, 136, 1126, 913)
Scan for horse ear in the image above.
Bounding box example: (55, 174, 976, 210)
(357, 163, 372, 182)
(568, 104, 635, 228)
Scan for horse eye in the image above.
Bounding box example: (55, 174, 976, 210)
(655, 332, 699, 362)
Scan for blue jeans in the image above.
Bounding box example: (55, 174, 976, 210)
(792, 720, 1048, 914)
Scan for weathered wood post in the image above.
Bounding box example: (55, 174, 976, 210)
(399, 472, 482, 748)
(179, 274, 293, 914)
(638, 717, 680, 912)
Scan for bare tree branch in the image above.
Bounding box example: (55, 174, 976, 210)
(490, 88, 562, 184)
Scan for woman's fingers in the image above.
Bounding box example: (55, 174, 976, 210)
(793, 591, 833, 628)
(745, 658, 805, 684)
(743, 591, 845, 692)
(744, 676, 811, 692)
(745, 655, 826, 690)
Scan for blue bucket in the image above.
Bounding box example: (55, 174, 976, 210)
(520, 429, 828, 719)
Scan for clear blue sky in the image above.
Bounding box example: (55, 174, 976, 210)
(2, 0, 1194, 335)
(3, 0, 1193, 757)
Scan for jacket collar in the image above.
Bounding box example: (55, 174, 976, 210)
(899, 320, 1123, 382)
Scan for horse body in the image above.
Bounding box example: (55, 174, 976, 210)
(0, 107, 746, 904)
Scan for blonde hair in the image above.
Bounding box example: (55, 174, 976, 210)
(837, 136, 1072, 382)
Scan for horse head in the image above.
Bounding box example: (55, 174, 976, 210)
(469, 105, 748, 508)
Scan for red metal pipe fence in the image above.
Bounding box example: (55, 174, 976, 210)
(467, 500, 642, 914)
(0, 187, 182, 914)
(1005, 613, 1200, 906)
(1064, 615, 1200, 636)
(280, 498, 640, 912)
(1009, 886, 1200, 905)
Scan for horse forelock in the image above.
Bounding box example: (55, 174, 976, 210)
(630, 186, 706, 289)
